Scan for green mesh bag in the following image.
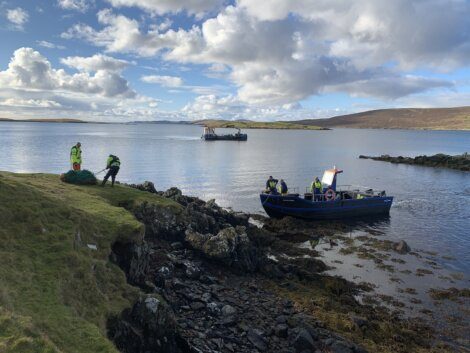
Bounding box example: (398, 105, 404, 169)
(60, 170, 97, 185)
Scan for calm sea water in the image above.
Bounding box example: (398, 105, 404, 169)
(1, 122, 469, 273)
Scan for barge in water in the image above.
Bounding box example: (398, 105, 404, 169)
(260, 168, 393, 220)
(202, 127, 247, 141)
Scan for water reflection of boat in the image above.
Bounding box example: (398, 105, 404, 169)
(260, 167, 393, 220)
(202, 127, 248, 141)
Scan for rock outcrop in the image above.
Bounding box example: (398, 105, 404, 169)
(108, 183, 369, 353)
(185, 226, 261, 272)
(359, 153, 470, 171)
(108, 294, 182, 353)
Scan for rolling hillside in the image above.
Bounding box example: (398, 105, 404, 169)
(293, 107, 470, 130)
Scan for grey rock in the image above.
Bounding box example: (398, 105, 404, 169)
(293, 329, 316, 353)
(394, 240, 411, 254)
(207, 302, 220, 315)
(276, 315, 288, 324)
(185, 263, 201, 280)
(201, 292, 212, 302)
(170, 241, 183, 250)
(247, 328, 268, 351)
(190, 302, 206, 311)
(221, 304, 237, 316)
(185, 226, 260, 272)
(109, 294, 179, 353)
(275, 324, 289, 338)
(330, 340, 354, 353)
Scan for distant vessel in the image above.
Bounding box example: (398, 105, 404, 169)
(260, 167, 393, 220)
(202, 126, 248, 141)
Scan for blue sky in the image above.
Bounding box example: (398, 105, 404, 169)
(0, 0, 469, 121)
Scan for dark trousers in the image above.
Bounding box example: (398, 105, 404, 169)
(102, 166, 119, 186)
(314, 189, 322, 201)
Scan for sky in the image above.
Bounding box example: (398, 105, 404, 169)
(0, 0, 470, 122)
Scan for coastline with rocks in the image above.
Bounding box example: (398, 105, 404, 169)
(0, 173, 467, 353)
(359, 153, 470, 171)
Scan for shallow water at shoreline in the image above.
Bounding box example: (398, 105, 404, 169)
(0, 121, 469, 277)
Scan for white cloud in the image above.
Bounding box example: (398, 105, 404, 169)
(61, 9, 192, 57)
(36, 41, 66, 50)
(141, 75, 183, 87)
(181, 94, 337, 121)
(329, 75, 454, 100)
(61, 54, 130, 72)
(62, 3, 461, 106)
(0, 98, 62, 108)
(6, 8, 29, 29)
(0, 48, 135, 98)
(57, 0, 92, 12)
(0, 48, 171, 121)
(105, 0, 223, 16)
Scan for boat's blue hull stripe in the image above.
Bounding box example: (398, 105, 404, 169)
(259, 194, 393, 219)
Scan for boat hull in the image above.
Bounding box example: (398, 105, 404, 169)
(260, 194, 393, 220)
(203, 134, 247, 141)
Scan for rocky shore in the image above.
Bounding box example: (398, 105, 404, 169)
(359, 153, 470, 171)
(106, 182, 446, 353)
(2, 173, 466, 353)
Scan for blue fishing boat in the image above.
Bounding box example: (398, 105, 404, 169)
(260, 168, 393, 220)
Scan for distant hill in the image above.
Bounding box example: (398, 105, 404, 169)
(292, 107, 470, 130)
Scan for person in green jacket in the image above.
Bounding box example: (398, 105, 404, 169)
(70, 142, 82, 170)
(101, 154, 121, 187)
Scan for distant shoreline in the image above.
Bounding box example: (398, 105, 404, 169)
(0, 118, 90, 123)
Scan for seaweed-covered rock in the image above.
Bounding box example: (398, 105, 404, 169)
(359, 153, 470, 171)
(60, 169, 97, 185)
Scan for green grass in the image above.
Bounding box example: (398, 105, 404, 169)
(198, 120, 327, 130)
(0, 172, 180, 353)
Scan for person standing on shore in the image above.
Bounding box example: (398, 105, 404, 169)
(101, 154, 121, 187)
(70, 142, 82, 171)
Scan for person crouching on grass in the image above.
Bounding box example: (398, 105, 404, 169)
(101, 154, 121, 187)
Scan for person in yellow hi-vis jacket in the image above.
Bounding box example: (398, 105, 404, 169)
(101, 154, 121, 187)
(70, 142, 82, 170)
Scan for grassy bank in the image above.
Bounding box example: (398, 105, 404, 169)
(194, 120, 328, 130)
(0, 172, 179, 353)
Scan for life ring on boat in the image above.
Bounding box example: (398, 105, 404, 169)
(324, 189, 336, 201)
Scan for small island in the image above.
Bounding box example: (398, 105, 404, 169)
(359, 153, 470, 171)
(194, 120, 329, 130)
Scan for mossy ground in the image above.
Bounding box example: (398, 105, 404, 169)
(0, 172, 179, 353)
